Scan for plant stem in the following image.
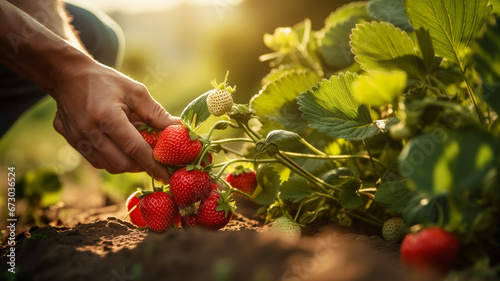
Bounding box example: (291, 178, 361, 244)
(299, 138, 327, 156)
(211, 138, 255, 144)
(362, 140, 379, 179)
(280, 151, 387, 170)
(212, 158, 279, 181)
(219, 178, 254, 200)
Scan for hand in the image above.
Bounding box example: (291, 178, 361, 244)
(52, 60, 179, 184)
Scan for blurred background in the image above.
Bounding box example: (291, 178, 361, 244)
(0, 0, 351, 230)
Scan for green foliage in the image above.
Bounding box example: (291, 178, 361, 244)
(180, 91, 211, 129)
(338, 178, 363, 209)
(250, 69, 321, 134)
(254, 164, 281, 205)
(367, 0, 413, 31)
(319, 2, 370, 70)
(298, 72, 398, 140)
(405, 0, 492, 71)
(279, 177, 313, 203)
(350, 21, 425, 80)
(399, 130, 498, 195)
(353, 70, 407, 107)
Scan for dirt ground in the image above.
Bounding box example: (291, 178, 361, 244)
(0, 199, 444, 281)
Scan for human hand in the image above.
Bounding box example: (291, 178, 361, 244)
(52, 60, 179, 184)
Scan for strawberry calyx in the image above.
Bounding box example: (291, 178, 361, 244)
(178, 203, 199, 217)
(230, 165, 253, 176)
(215, 190, 237, 218)
(137, 124, 161, 133)
(211, 71, 236, 94)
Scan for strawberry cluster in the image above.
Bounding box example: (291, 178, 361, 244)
(128, 123, 236, 232)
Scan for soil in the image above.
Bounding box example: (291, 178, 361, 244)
(0, 201, 442, 281)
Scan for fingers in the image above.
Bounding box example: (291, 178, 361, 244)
(129, 84, 181, 130)
(103, 109, 172, 183)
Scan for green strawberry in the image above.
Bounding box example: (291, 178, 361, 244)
(382, 217, 406, 243)
(207, 72, 235, 117)
(153, 124, 202, 165)
(270, 216, 301, 241)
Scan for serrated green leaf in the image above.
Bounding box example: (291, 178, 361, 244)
(320, 2, 370, 70)
(324, 1, 369, 28)
(374, 180, 414, 212)
(180, 91, 211, 128)
(367, 0, 413, 31)
(279, 177, 313, 203)
(350, 21, 425, 80)
(405, 0, 492, 70)
(399, 130, 498, 195)
(250, 69, 321, 135)
(298, 72, 388, 140)
(353, 70, 407, 107)
(338, 178, 363, 209)
(254, 164, 282, 205)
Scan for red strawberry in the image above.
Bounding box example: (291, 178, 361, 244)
(401, 227, 460, 273)
(138, 125, 162, 149)
(226, 166, 258, 195)
(139, 191, 179, 232)
(197, 190, 235, 230)
(181, 214, 198, 229)
(211, 182, 218, 191)
(153, 124, 202, 165)
(201, 153, 213, 167)
(169, 167, 212, 207)
(125, 191, 147, 228)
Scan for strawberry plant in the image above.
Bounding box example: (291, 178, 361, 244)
(122, 0, 500, 276)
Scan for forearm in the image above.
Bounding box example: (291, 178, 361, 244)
(0, 0, 92, 95)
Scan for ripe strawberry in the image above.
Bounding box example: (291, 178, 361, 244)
(153, 124, 202, 165)
(207, 72, 236, 117)
(382, 217, 406, 243)
(207, 89, 234, 116)
(270, 216, 301, 241)
(181, 214, 198, 229)
(401, 227, 460, 273)
(169, 167, 212, 207)
(197, 190, 235, 230)
(226, 166, 258, 195)
(139, 191, 179, 232)
(125, 191, 147, 228)
(138, 125, 162, 149)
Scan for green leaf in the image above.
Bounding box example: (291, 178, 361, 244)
(415, 28, 442, 75)
(399, 130, 498, 195)
(319, 2, 370, 70)
(180, 91, 211, 129)
(250, 69, 321, 134)
(405, 0, 492, 70)
(367, 0, 413, 31)
(279, 177, 314, 203)
(353, 70, 407, 107)
(324, 1, 369, 27)
(254, 164, 282, 205)
(474, 17, 500, 114)
(298, 72, 388, 140)
(374, 180, 414, 212)
(350, 21, 425, 80)
(338, 178, 363, 209)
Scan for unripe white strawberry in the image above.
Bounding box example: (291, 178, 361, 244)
(382, 217, 406, 243)
(207, 89, 233, 116)
(207, 71, 236, 117)
(270, 216, 301, 241)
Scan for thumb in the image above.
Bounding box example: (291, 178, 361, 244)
(130, 85, 181, 130)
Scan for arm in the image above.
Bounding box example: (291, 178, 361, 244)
(0, 1, 179, 183)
